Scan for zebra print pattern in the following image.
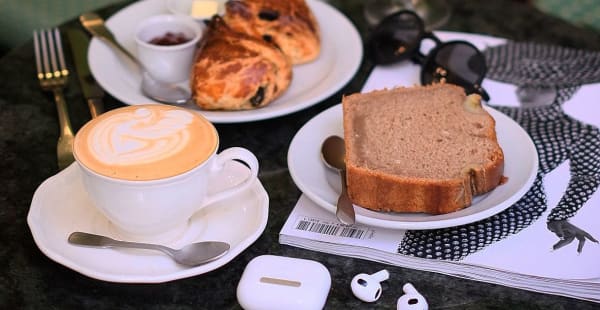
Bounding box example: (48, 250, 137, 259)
(397, 41, 600, 260)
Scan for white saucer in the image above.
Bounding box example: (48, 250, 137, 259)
(88, 0, 363, 123)
(27, 161, 268, 283)
(287, 104, 538, 230)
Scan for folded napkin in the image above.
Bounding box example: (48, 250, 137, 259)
(280, 39, 600, 302)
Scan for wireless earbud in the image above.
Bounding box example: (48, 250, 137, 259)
(350, 269, 390, 302)
(396, 283, 428, 310)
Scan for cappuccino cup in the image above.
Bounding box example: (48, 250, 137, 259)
(73, 104, 258, 242)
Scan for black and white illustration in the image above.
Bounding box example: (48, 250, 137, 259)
(398, 42, 600, 260)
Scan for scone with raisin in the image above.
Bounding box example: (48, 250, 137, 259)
(224, 0, 320, 64)
(190, 16, 292, 110)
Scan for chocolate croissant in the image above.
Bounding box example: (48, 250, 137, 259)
(224, 0, 321, 64)
(190, 16, 292, 110)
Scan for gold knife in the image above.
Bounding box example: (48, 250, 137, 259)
(66, 28, 104, 118)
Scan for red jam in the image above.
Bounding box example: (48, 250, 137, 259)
(148, 32, 191, 46)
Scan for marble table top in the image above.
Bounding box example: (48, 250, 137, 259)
(1, 0, 600, 308)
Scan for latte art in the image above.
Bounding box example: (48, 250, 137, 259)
(89, 108, 194, 165)
(74, 105, 218, 180)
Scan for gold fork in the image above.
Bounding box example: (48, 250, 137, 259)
(33, 28, 75, 170)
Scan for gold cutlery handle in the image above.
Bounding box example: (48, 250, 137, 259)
(53, 88, 74, 137)
(53, 87, 75, 169)
(86, 98, 104, 119)
(80, 13, 141, 68)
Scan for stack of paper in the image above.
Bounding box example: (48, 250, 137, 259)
(280, 195, 600, 302)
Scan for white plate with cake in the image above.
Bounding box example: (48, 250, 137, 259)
(287, 100, 538, 230)
(88, 0, 362, 123)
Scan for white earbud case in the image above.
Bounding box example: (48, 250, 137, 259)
(237, 255, 331, 310)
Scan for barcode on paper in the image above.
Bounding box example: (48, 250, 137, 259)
(294, 217, 373, 240)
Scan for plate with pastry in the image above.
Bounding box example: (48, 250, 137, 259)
(287, 84, 538, 230)
(88, 0, 362, 123)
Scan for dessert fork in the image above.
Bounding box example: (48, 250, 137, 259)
(33, 28, 75, 170)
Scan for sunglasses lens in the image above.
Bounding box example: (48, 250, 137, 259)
(368, 11, 425, 64)
(421, 42, 487, 95)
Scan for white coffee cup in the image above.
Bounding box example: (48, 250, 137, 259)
(73, 104, 259, 242)
(135, 14, 204, 83)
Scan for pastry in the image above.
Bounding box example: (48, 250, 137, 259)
(224, 0, 320, 64)
(190, 16, 292, 110)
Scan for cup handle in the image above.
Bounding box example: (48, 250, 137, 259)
(203, 147, 259, 206)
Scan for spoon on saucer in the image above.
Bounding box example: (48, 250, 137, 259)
(79, 13, 193, 105)
(68, 232, 230, 267)
(321, 135, 356, 225)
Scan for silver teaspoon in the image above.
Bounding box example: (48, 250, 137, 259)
(68, 232, 230, 267)
(79, 13, 194, 106)
(321, 135, 356, 225)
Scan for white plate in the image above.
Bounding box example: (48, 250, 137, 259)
(288, 31, 539, 230)
(88, 0, 363, 123)
(27, 161, 268, 283)
(287, 103, 538, 230)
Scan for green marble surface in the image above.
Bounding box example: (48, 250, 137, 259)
(1, 0, 600, 309)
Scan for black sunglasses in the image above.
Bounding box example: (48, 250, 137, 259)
(367, 10, 490, 101)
